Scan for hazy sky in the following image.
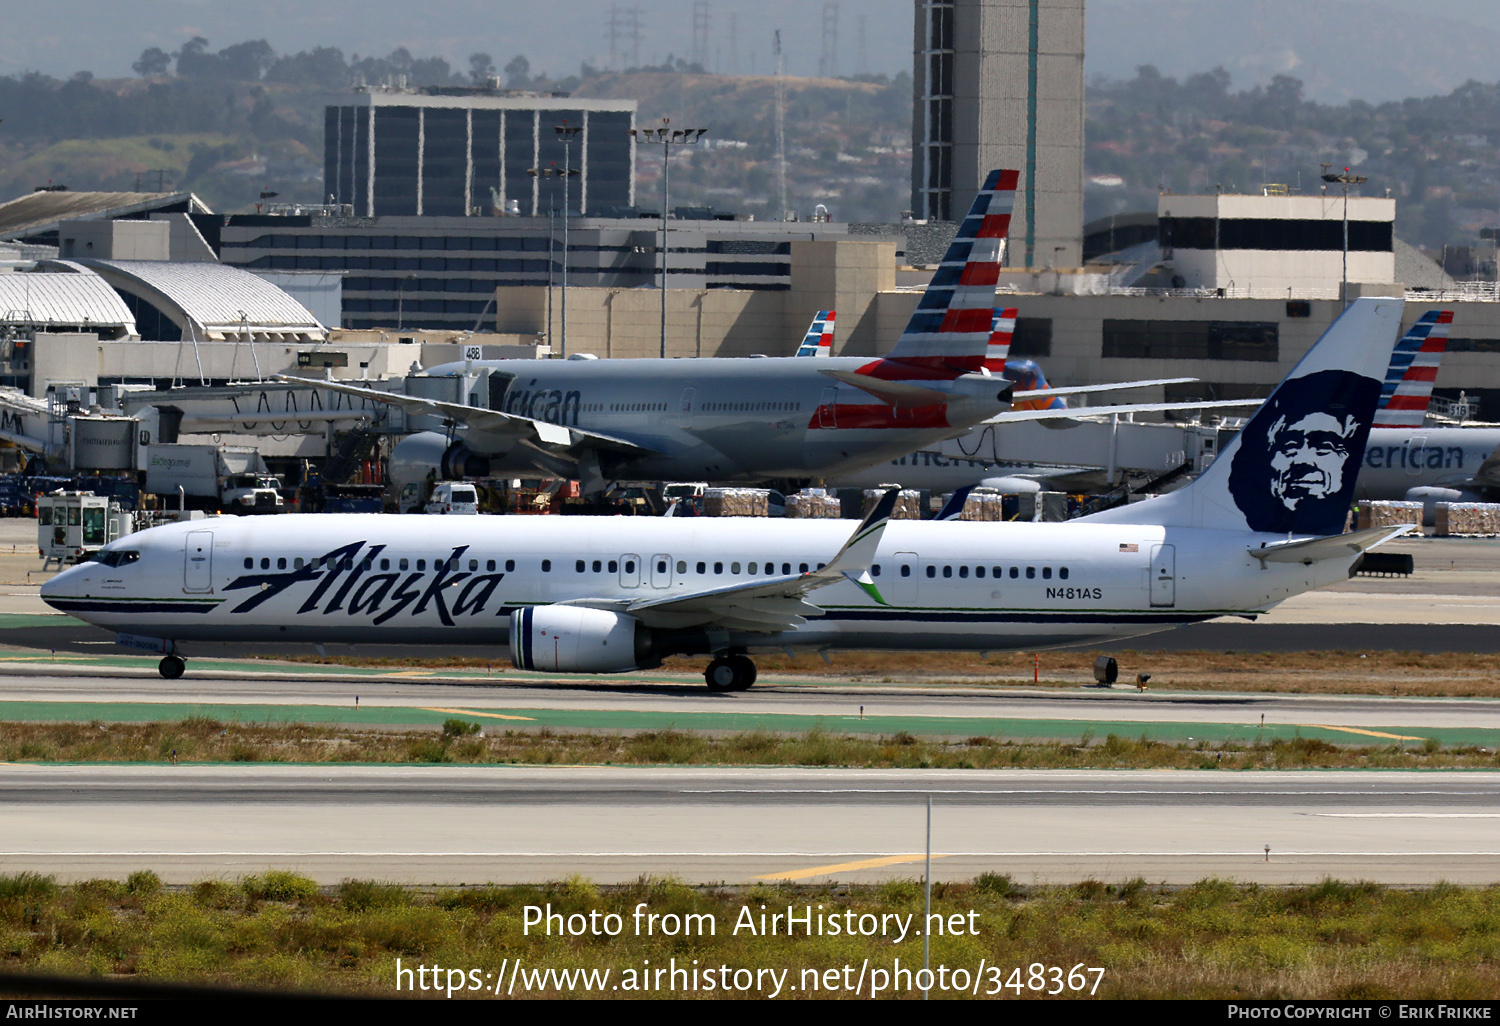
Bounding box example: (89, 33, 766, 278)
(2, 0, 1497, 102)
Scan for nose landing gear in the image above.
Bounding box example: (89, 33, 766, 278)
(158, 655, 185, 680)
(704, 654, 757, 692)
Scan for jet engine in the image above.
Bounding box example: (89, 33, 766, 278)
(1404, 485, 1489, 527)
(388, 431, 493, 494)
(509, 606, 656, 673)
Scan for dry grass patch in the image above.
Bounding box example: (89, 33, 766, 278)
(5, 873, 1500, 998)
(0, 718, 1494, 770)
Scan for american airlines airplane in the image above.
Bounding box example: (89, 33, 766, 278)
(43, 298, 1409, 688)
(296, 172, 1219, 496)
(1355, 309, 1500, 504)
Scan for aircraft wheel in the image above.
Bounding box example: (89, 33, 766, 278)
(727, 654, 757, 690)
(705, 657, 736, 691)
(158, 655, 185, 680)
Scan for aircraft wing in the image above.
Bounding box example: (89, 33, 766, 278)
(560, 489, 900, 633)
(1012, 377, 1198, 400)
(1474, 442, 1500, 489)
(274, 374, 656, 456)
(984, 398, 1261, 425)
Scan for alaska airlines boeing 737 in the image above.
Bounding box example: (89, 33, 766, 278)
(43, 298, 1409, 688)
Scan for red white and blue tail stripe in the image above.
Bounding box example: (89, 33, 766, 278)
(984, 307, 1017, 373)
(882, 168, 1017, 375)
(1374, 309, 1451, 428)
(794, 310, 836, 357)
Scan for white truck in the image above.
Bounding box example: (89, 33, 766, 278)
(144, 444, 283, 513)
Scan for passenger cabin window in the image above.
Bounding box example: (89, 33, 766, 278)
(506, 559, 516, 572)
(1026, 567, 1036, 579)
(576, 560, 586, 573)
(542, 559, 552, 572)
(900, 565, 910, 578)
(1060, 567, 1069, 580)
(278, 558, 287, 570)
(926, 566, 936, 579)
(1042, 567, 1052, 579)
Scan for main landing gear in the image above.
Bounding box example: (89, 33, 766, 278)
(158, 655, 185, 680)
(704, 654, 757, 692)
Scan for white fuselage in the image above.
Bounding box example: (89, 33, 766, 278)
(43, 513, 1351, 658)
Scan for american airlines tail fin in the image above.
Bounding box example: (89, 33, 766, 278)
(1081, 298, 1405, 536)
(794, 311, 836, 357)
(983, 307, 1017, 372)
(882, 169, 1017, 375)
(1373, 309, 1451, 427)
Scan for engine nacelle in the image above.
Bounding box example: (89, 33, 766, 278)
(1404, 485, 1488, 527)
(388, 432, 493, 494)
(510, 606, 654, 673)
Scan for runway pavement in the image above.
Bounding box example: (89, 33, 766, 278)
(2, 765, 1496, 886)
(0, 667, 1496, 744)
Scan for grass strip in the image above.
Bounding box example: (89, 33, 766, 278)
(2, 872, 1499, 998)
(1, 718, 1496, 769)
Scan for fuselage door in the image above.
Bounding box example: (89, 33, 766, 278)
(1149, 543, 1175, 607)
(619, 553, 641, 589)
(894, 550, 921, 605)
(184, 530, 214, 593)
(650, 553, 672, 589)
(815, 387, 838, 429)
(676, 387, 696, 429)
(1407, 436, 1427, 476)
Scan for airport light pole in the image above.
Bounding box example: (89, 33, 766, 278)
(630, 120, 707, 358)
(555, 122, 581, 358)
(528, 162, 576, 353)
(1322, 165, 1368, 308)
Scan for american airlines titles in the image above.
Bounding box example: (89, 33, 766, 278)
(499, 388, 583, 426)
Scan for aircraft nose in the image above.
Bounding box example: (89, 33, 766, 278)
(39, 565, 79, 608)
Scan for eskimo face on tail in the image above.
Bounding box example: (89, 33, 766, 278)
(1228, 370, 1381, 535)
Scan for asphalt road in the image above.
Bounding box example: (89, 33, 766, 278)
(3, 766, 1496, 885)
(0, 668, 1495, 732)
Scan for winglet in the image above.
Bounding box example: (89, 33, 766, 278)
(934, 485, 975, 521)
(816, 487, 900, 604)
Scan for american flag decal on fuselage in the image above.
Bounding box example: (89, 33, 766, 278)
(1374, 309, 1451, 428)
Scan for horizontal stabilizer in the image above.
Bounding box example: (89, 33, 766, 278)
(1249, 525, 1412, 565)
(819, 368, 965, 408)
(985, 398, 1259, 424)
(1013, 377, 1199, 400)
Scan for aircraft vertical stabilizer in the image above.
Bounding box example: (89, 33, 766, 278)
(1080, 297, 1405, 536)
(1374, 309, 1451, 427)
(983, 307, 1017, 373)
(795, 310, 836, 357)
(882, 168, 1017, 375)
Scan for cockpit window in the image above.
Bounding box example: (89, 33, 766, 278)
(90, 550, 140, 567)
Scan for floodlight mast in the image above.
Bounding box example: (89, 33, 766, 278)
(630, 121, 708, 358)
(1322, 165, 1368, 308)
